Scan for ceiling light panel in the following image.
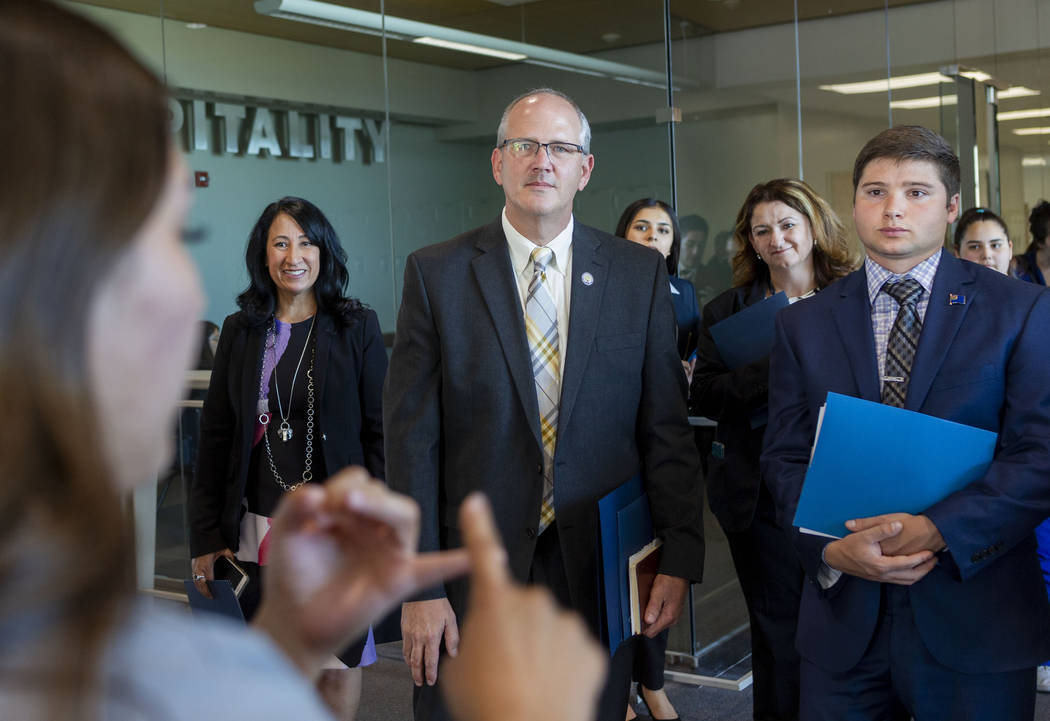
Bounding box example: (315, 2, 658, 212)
(255, 0, 669, 85)
(998, 108, 1050, 121)
(819, 72, 952, 95)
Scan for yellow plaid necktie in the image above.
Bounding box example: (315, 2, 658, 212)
(526, 246, 560, 533)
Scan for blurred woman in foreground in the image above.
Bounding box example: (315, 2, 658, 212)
(0, 3, 605, 720)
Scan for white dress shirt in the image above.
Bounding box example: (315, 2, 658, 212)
(502, 208, 573, 382)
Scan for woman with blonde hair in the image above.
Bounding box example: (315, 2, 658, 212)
(691, 178, 855, 721)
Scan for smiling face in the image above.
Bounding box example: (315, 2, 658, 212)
(958, 219, 1012, 274)
(853, 157, 959, 273)
(749, 200, 815, 272)
(491, 93, 594, 233)
(625, 206, 674, 259)
(266, 212, 320, 305)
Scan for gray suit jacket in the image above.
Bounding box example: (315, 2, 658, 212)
(383, 218, 704, 633)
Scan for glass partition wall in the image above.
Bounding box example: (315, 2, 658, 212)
(69, 0, 1040, 691)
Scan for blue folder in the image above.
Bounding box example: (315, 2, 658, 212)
(183, 580, 246, 624)
(597, 473, 654, 655)
(793, 392, 997, 537)
(709, 291, 789, 370)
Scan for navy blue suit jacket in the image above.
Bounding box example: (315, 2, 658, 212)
(669, 275, 701, 360)
(761, 251, 1050, 673)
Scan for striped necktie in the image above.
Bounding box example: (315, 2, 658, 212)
(526, 246, 560, 533)
(881, 277, 924, 408)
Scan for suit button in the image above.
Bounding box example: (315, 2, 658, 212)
(536, 464, 543, 473)
(526, 528, 536, 538)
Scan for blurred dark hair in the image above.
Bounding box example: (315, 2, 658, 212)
(615, 198, 682, 275)
(237, 197, 365, 326)
(731, 178, 856, 289)
(1028, 200, 1050, 251)
(0, 0, 168, 713)
(679, 214, 709, 236)
(853, 125, 960, 202)
(953, 207, 1009, 251)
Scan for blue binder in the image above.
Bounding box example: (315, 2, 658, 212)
(709, 291, 789, 369)
(183, 580, 246, 624)
(793, 392, 997, 537)
(597, 473, 654, 655)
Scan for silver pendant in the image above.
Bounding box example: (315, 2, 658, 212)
(278, 422, 293, 442)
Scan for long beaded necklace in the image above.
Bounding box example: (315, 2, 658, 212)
(256, 315, 316, 492)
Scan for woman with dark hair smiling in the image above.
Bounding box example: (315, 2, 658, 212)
(191, 197, 387, 720)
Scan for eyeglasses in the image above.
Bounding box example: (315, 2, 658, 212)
(498, 138, 586, 162)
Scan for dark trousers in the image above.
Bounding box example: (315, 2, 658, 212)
(723, 483, 804, 721)
(414, 524, 626, 721)
(800, 585, 1035, 721)
(632, 629, 670, 690)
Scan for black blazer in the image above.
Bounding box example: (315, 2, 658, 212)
(689, 282, 770, 533)
(190, 308, 387, 558)
(384, 219, 704, 635)
(669, 275, 701, 360)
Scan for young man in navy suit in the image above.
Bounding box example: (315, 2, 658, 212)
(761, 125, 1050, 720)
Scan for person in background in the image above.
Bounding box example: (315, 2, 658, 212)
(190, 197, 388, 720)
(0, 5, 608, 721)
(612, 197, 699, 720)
(677, 214, 710, 306)
(1015, 200, 1050, 284)
(196, 320, 221, 370)
(993, 201, 1050, 695)
(617, 198, 701, 379)
(953, 207, 1012, 275)
(692, 178, 855, 721)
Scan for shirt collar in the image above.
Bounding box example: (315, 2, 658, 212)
(503, 207, 574, 277)
(864, 249, 942, 306)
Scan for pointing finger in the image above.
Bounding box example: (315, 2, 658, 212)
(458, 493, 510, 597)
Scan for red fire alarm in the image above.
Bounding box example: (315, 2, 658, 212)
(194, 171, 209, 188)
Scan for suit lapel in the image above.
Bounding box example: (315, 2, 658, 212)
(830, 270, 881, 402)
(471, 222, 543, 450)
(558, 224, 607, 435)
(906, 253, 976, 411)
(241, 323, 266, 433)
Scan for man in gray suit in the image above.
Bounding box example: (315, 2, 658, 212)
(384, 89, 704, 721)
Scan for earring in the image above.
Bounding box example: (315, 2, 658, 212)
(756, 252, 763, 261)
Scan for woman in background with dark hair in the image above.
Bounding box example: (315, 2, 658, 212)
(953, 207, 1012, 275)
(1015, 200, 1050, 285)
(691, 179, 855, 721)
(616, 198, 701, 379)
(614, 197, 699, 721)
(191, 197, 387, 720)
